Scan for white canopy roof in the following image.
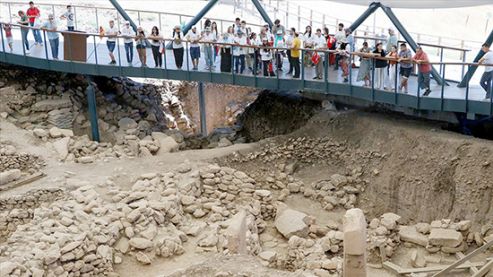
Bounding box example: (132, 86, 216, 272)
(326, 0, 493, 9)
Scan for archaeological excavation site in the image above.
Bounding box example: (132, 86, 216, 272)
(0, 64, 492, 277)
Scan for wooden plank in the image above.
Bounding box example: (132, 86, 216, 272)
(456, 252, 479, 274)
(384, 261, 486, 275)
(433, 239, 493, 277)
(472, 259, 493, 277)
(0, 172, 45, 192)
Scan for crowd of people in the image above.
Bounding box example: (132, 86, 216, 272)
(2, 1, 492, 99)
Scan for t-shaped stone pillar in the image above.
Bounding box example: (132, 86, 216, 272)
(343, 208, 367, 277)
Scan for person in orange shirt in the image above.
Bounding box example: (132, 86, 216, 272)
(413, 46, 432, 96)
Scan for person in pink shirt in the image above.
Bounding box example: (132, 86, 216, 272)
(413, 46, 432, 96)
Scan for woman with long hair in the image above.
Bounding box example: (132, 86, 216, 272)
(303, 25, 314, 67)
(356, 42, 372, 86)
(135, 26, 147, 67)
(149, 26, 163, 67)
(172, 25, 184, 69)
(211, 21, 219, 63)
(220, 26, 234, 72)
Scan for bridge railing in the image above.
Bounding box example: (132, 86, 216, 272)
(1, 21, 492, 115)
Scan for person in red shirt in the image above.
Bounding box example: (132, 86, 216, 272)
(413, 46, 432, 96)
(26, 1, 43, 45)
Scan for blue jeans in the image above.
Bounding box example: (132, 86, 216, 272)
(234, 54, 245, 74)
(418, 71, 430, 90)
(29, 21, 42, 43)
(480, 71, 492, 98)
(49, 38, 59, 59)
(21, 28, 30, 50)
(124, 42, 133, 63)
(204, 45, 213, 68)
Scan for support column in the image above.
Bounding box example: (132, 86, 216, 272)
(198, 82, 207, 136)
(251, 0, 274, 28)
(349, 2, 380, 33)
(108, 0, 138, 32)
(343, 208, 367, 277)
(458, 29, 493, 88)
(86, 82, 100, 142)
(380, 5, 445, 85)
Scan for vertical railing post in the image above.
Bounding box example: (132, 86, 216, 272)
(416, 68, 421, 109)
(0, 23, 5, 55)
(186, 41, 190, 81)
(297, 6, 301, 32)
(371, 58, 375, 100)
(117, 37, 122, 76)
(137, 11, 141, 26)
(394, 60, 398, 104)
(8, 4, 12, 23)
(286, 1, 289, 28)
(164, 39, 168, 79)
(439, 47, 444, 75)
(198, 82, 207, 136)
(324, 51, 329, 93)
(93, 35, 98, 65)
(439, 63, 446, 111)
(43, 30, 49, 60)
(490, 76, 493, 116)
(461, 51, 467, 80)
(465, 65, 470, 113)
(74, 6, 78, 30)
(95, 8, 99, 30)
(159, 13, 162, 34)
(301, 49, 305, 90)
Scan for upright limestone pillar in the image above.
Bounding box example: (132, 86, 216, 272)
(343, 208, 367, 277)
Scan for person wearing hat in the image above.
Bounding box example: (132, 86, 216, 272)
(172, 25, 184, 69)
(202, 26, 216, 70)
(186, 26, 201, 70)
(233, 30, 247, 74)
(121, 21, 135, 65)
(40, 14, 59, 60)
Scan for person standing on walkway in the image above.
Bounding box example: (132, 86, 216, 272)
(26, 1, 43, 46)
(211, 21, 219, 63)
(338, 43, 350, 82)
(105, 20, 118, 65)
(60, 5, 75, 31)
(413, 46, 432, 96)
(313, 28, 327, 80)
(478, 43, 492, 99)
(186, 26, 201, 70)
(285, 28, 295, 75)
(3, 23, 13, 52)
(135, 26, 147, 67)
(271, 19, 285, 37)
(40, 14, 59, 60)
(302, 25, 314, 67)
(202, 27, 216, 70)
(334, 23, 346, 70)
(233, 30, 247, 74)
(260, 38, 274, 77)
(273, 29, 285, 71)
(172, 25, 184, 69)
(121, 21, 135, 65)
(386, 45, 398, 91)
(17, 11, 31, 53)
(220, 26, 234, 73)
(372, 42, 387, 90)
(386, 28, 398, 53)
(291, 32, 302, 78)
(398, 43, 413, 93)
(149, 26, 163, 68)
(247, 32, 260, 74)
(356, 42, 372, 86)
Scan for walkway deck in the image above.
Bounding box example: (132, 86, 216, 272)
(1, 28, 492, 116)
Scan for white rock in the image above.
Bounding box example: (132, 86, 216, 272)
(53, 137, 70, 160)
(151, 132, 179, 153)
(399, 225, 429, 247)
(135, 252, 152, 264)
(275, 208, 309, 239)
(129, 238, 153, 250)
(118, 117, 138, 130)
(380, 213, 401, 230)
(428, 228, 463, 248)
(49, 127, 63, 138)
(258, 251, 277, 262)
(33, 128, 48, 138)
(0, 169, 21, 186)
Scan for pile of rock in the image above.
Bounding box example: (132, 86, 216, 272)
(0, 143, 45, 174)
(367, 213, 402, 261)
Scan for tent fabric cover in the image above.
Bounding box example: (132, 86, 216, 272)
(326, 0, 493, 9)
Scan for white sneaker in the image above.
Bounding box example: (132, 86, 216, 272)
(34, 42, 38, 46)
(25, 49, 31, 54)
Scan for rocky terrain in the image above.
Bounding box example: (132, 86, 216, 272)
(0, 65, 492, 277)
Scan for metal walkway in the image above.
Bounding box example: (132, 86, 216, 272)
(1, 15, 492, 116)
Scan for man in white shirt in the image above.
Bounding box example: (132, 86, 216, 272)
(479, 43, 493, 99)
(202, 27, 216, 70)
(334, 23, 346, 70)
(60, 5, 74, 31)
(121, 21, 135, 65)
(313, 28, 327, 79)
(106, 20, 118, 65)
(186, 26, 201, 70)
(233, 30, 247, 74)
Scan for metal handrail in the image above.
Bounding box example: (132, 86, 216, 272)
(3, 21, 491, 68)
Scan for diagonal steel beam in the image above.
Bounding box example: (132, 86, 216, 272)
(108, 0, 138, 32)
(349, 2, 381, 33)
(380, 4, 445, 85)
(251, 0, 273, 28)
(458, 29, 493, 87)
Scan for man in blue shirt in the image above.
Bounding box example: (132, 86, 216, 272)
(41, 14, 59, 60)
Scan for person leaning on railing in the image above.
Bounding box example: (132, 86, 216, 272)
(290, 32, 302, 79)
(40, 14, 59, 60)
(397, 43, 413, 94)
(16, 11, 31, 54)
(103, 20, 118, 65)
(478, 43, 493, 100)
(149, 26, 163, 68)
(135, 26, 147, 67)
(171, 25, 185, 70)
(121, 21, 135, 65)
(186, 26, 201, 70)
(413, 46, 432, 96)
(356, 42, 372, 87)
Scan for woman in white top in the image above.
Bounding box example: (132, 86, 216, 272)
(211, 21, 219, 63)
(260, 38, 275, 77)
(172, 25, 184, 69)
(303, 25, 314, 67)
